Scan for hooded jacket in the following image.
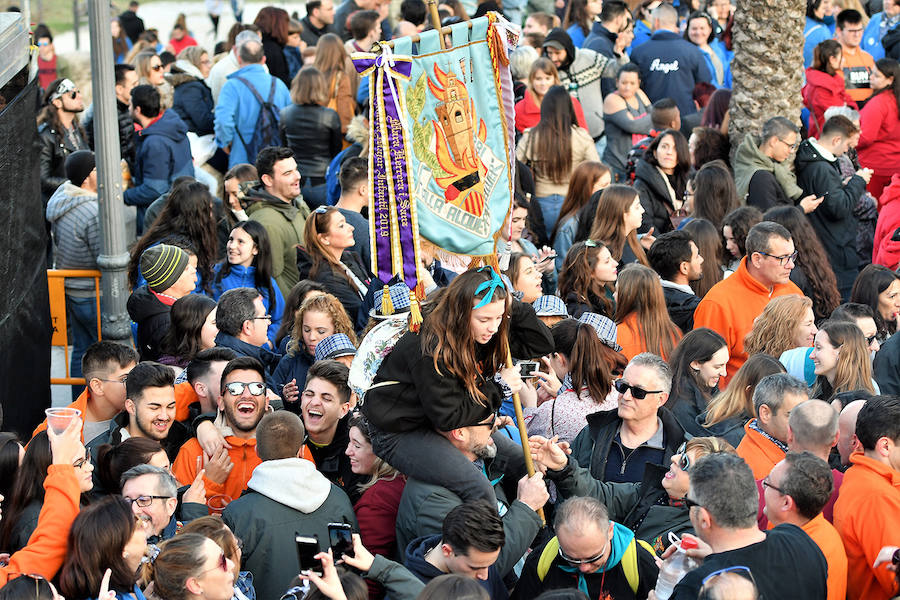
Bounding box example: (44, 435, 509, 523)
(630, 30, 712, 117)
(733, 134, 804, 208)
(212, 263, 285, 343)
(244, 183, 310, 296)
(794, 137, 866, 293)
(123, 109, 194, 209)
(660, 280, 700, 333)
(802, 68, 857, 138)
(873, 174, 900, 269)
(543, 28, 615, 139)
(126, 285, 172, 361)
(633, 157, 683, 234)
(167, 60, 215, 135)
(405, 535, 509, 600)
(223, 458, 358, 600)
(46, 181, 100, 293)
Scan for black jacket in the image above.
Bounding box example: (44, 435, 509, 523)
(126, 286, 171, 361)
(746, 169, 792, 211)
(794, 139, 866, 293)
(297, 247, 371, 331)
(38, 121, 88, 201)
(583, 22, 618, 58)
(668, 376, 716, 438)
(300, 16, 333, 47)
(661, 283, 699, 332)
(874, 331, 900, 395)
(85, 410, 192, 462)
(280, 104, 343, 178)
(884, 24, 900, 60)
(570, 406, 685, 483)
(363, 301, 554, 433)
(261, 34, 290, 87)
(84, 99, 136, 171)
(213, 332, 282, 385)
(633, 158, 683, 235)
(170, 72, 215, 135)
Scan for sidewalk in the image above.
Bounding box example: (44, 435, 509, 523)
(54, 2, 303, 55)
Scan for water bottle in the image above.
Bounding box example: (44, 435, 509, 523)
(654, 533, 700, 600)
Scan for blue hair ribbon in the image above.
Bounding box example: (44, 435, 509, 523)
(473, 266, 505, 309)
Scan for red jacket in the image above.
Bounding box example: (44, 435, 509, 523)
(858, 89, 900, 178)
(355, 476, 406, 599)
(515, 89, 588, 134)
(873, 174, 900, 268)
(802, 68, 857, 138)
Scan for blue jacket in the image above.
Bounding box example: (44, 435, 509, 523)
(212, 263, 285, 343)
(804, 16, 832, 67)
(567, 23, 588, 48)
(271, 348, 315, 402)
(630, 19, 653, 51)
(124, 110, 194, 208)
(862, 12, 896, 61)
(214, 332, 282, 390)
(630, 30, 712, 116)
(214, 64, 291, 167)
(584, 22, 618, 58)
(405, 535, 509, 600)
(699, 40, 732, 88)
(172, 77, 215, 135)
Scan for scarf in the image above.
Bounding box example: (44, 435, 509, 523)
(748, 418, 789, 452)
(557, 522, 635, 596)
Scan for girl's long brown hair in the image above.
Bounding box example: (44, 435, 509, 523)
(557, 241, 614, 317)
(304, 207, 355, 285)
(614, 264, 682, 357)
(551, 319, 613, 404)
(704, 354, 785, 427)
(682, 217, 724, 298)
(419, 268, 510, 405)
(589, 185, 649, 266)
(812, 321, 875, 398)
(526, 86, 576, 184)
(552, 161, 609, 244)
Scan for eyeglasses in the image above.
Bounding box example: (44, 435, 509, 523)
(126, 495, 173, 507)
(757, 250, 798, 266)
(777, 137, 799, 151)
(614, 379, 663, 400)
(474, 413, 498, 429)
(558, 543, 607, 566)
(73, 450, 91, 469)
(674, 442, 691, 471)
(701, 565, 755, 586)
(681, 495, 702, 510)
(199, 552, 229, 575)
(250, 314, 272, 321)
(224, 381, 266, 396)
(762, 477, 786, 495)
(866, 334, 878, 346)
(150, 63, 164, 71)
(99, 376, 128, 385)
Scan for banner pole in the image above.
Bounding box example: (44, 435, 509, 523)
(507, 348, 546, 525)
(426, 0, 447, 48)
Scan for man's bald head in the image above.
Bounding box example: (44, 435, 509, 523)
(837, 399, 866, 466)
(787, 399, 838, 458)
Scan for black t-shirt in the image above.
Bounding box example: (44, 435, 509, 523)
(670, 524, 827, 600)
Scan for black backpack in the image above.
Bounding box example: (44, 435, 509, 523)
(234, 76, 282, 163)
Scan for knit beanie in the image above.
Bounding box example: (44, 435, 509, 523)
(65, 150, 96, 187)
(140, 244, 189, 293)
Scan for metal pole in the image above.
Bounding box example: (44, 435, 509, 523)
(87, 0, 132, 343)
(73, 1, 79, 51)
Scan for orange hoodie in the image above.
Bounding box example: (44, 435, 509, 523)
(802, 513, 848, 600)
(833, 452, 900, 600)
(172, 436, 263, 503)
(30, 382, 199, 442)
(693, 257, 802, 387)
(736, 421, 786, 480)
(0, 465, 81, 586)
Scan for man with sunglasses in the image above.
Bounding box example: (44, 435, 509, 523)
(694, 222, 803, 387)
(173, 357, 267, 503)
(514, 496, 659, 600)
(667, 453, 827, 600)
(565, 353, 685, 486)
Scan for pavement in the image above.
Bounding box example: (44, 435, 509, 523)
(54, 2, 304, 55)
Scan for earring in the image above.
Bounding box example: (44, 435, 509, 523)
(123, 551, 129, 559)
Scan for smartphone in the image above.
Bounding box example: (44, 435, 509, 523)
(328, 523, 355, 558)
(295, 534, 322, 575)
(538, 253, 556, 264)
(519, 361, 539, 378)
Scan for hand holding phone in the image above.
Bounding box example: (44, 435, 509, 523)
(519, 361, 539, 378)
(328, 523, 355, 559)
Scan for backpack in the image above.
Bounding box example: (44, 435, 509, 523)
(234, 76, 282, 164)
(536, 536, 656, 595)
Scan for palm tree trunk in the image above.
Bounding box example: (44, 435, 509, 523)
(728, 0, 805, 148)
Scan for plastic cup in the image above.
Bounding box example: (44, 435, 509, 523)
(207, 494, 232, 516)
(45, 407, 82, 435)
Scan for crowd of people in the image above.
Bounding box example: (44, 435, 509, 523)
(11, 0, 900, 598)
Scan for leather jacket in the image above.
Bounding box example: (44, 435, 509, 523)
(37, 121, 88, 201)
(279, 103, 343, 178)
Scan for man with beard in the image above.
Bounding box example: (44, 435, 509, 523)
(86, 361, 190, 461)
(395, 411, 549, 557)
(173, 357, 267, 502)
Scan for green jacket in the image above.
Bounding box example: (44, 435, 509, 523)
(366, 555, 425, 600)
(245, 184, 310, 296)
(547, 456, 693, 553)
(733, 134, 804, 202)
(395, 459, 542, 576)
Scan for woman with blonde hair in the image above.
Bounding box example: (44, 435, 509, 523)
(744, 295, 819, 358)
(133, 50, 173, 108)
(168, 46, 214, 136)
(314, 33, 358, 134)
(272, 291, 357, 395)
(614, 264, 682, 360)
(514, 57, 587, 134)
(589, 184, 650, 267)
(701, 354, 786, 446)
(810, 320, 876, 401)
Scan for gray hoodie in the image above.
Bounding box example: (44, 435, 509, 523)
(46, 181, 100, 293)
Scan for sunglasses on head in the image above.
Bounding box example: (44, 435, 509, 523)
(613, 379, 663, 400)
(224, 381, 266, 396)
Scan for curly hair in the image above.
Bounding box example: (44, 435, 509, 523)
(288, 292, 357, 356)
(744, 295, 814, 358)
(764, 206, 841, 320)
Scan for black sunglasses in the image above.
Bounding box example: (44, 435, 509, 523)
(682, 496, 702, 510)
(614, 379, 663, 400)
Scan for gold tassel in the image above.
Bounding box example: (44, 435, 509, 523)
(409, 290, 423, 332)
(380, 285, 394, 316)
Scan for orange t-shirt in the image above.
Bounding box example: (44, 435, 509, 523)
(840, 44, 876, 104)
(802, 513, 848, 600)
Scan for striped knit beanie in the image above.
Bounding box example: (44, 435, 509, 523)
(140, 244, 189, 293)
